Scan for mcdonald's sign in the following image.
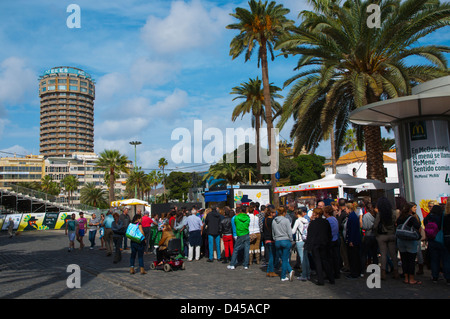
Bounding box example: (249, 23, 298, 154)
(410, 121, 427, 141)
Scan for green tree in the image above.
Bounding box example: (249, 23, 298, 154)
(148, 170, 163, 203)
(165, 171, 193, 202)
(276, 0, 450, 182)
(231, 77, 282, 181)
(343, 128, 363, 153)
(289, 154, 325, 185)
(41, 175, 60, 196)
(126, 169, 149, 200)
(203, 162, 255, 187)
(80, 182, 108, 209)
(61, 175, 79, 206)
(158, 157, 168, 203)
(227, 0, 294, 202)
(381, 137, 396, 152)
(95, 150, 130, 206)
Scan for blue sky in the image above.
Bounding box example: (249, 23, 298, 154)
(0, 0, 449, 173)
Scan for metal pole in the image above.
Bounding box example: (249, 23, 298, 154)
(129, 141, 142, 199)
(134, 144, 137, 198)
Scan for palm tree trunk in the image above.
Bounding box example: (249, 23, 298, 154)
(256, 114, 262, 181)
(109, 168, 115, 206)
(330, 124, 337, 174)
(364, 93, 386, 183)
(163, 168, 166, 203)
(260, 39, 278, 205)
(364, 125, 386, 182)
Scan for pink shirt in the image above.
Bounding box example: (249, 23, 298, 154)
(77, 218, 87, 230)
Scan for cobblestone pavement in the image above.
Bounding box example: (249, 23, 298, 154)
(1, 230, 449, 300)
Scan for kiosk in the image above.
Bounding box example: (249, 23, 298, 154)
(350, 76, 450, 220)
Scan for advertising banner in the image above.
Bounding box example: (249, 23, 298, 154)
(409, 120, 450, 220)
(234, 188, 271, 206)
(0, 214, 22, 230)
(18, 213, 47, 231)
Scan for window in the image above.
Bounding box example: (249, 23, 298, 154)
(48, 85, 55, 91)
(69, 79, 78, 84)
(58, 79, 67, 84)
(69, 86, 78, 91)
(58, 85, 66, 90)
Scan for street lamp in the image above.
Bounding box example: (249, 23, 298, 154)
(129, 141, 142, 198)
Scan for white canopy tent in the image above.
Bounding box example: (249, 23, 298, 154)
(274, 174, 398, 199)
(110, 198, 151, 217)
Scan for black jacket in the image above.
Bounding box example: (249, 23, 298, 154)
(262, 217, 274, 242)
(205, 210, 222, 236)
(219, 216, 232, 236)
(305, 218, 331, 250)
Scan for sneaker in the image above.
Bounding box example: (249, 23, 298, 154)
(244, 266, 248, 270)
(227, 265, 235, 270)
(281, 277, 289, 282)
(297, 276, 307, 282)
(289, 270, 295, 281)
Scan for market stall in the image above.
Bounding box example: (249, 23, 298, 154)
(275, 174, 398, 204)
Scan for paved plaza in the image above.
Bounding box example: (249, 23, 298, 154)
(1, 230, 449, 301)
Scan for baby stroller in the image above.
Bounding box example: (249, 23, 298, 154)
(149, 238, 185, 272)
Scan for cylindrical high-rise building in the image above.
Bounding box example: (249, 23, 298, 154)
(39, 67, 95, 157)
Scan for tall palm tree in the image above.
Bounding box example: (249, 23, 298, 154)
(95, 150, 130, 205)
(148, 170, 163, 203)
(80, 182, 108, 208)
(158, 157, 168, 203)
(231, 77, 282, 181)
(126, 169, 148, 200)
(41, 175, 60, 196)
(227, 0, 294, 202)
(343, 128, 363, 153)
(61, 174, 79, 206)
(276, 0, 450, 182)
(203, 162, 255, 187)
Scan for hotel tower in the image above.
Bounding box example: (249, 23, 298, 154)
(39, 67, 95, 157)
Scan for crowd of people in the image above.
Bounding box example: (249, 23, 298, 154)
(64, 197, 450, 285)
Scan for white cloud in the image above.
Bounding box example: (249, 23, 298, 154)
(130, 57, 181, 88)
(0, 57, 36, 105)
(140, 0, 231, 54)
(95, 117, 149, 140)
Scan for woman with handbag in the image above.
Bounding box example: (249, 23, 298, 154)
(396, 202, 422, 285)
(373, 197, 399, 280)
(129, 214, 146, 275)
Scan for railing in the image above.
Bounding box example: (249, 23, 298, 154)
(5, 184, 107, 214)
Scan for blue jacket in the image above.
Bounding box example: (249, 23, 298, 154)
(346, 212, 362, 245)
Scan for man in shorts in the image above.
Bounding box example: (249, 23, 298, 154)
(65, 213, 79, 252)
(77, 212, 88, 250)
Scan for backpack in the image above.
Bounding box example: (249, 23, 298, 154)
(424, 221, 439, 240)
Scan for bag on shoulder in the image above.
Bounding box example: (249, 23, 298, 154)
(396, 216, 420, 241)
(126, 223, 144, 243)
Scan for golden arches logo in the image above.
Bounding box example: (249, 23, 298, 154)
(412, 124, 424, 136)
